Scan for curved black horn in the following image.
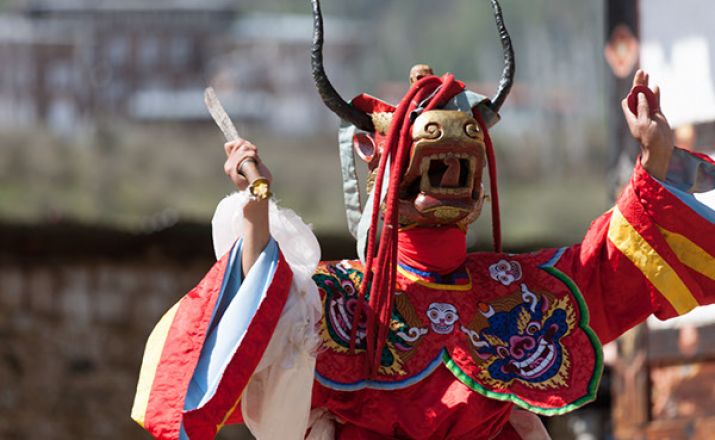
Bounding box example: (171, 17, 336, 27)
(311, 0, 374, 131)
(488, 0, 515, 114)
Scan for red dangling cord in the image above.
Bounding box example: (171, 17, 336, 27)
(350, 74, 465, 377)
(348, 77, 430, 355)
(473, 110, 502, 253)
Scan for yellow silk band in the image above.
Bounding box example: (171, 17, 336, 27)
(131, 301, 181, 427)
(608, 207, 699, 315)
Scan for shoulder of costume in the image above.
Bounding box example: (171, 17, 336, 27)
(465, 247, 562, 268)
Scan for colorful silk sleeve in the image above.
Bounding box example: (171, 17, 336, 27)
(131, 238, 293, 440)
(557, 149, 715, 344)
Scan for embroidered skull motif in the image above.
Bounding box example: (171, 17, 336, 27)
(427, 303, 459, 334)
(489, 259, 522, 286)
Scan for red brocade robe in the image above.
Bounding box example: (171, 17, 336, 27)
(132, 150, 715, 440)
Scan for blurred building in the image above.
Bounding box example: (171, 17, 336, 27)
(208, 12, 367, 135)
(0, 0, 369, 136)
(0, 0, 237, 135)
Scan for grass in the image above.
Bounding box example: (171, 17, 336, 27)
(0, 124, 610, 247)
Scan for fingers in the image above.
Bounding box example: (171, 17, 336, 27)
(633, 69, 662, 107)
(621, 97, 638, 129)
(637, 93, 650, 123)
(224, 140, 238, 156)
(633, 69, 648, 88)
(223, 139, 262, 190)
(224, 139, 257, 157)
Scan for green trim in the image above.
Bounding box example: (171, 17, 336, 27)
(443, 257, 604, 416)
(541, 264, 604, 413)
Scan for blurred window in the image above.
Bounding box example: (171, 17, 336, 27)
(46, 61, 72, 91)
(108, 35, 130, 68)
(168, 34, 191, 68)
(47, 98, 76, 135)
(139, 34, 161, 68)
(17, 58, 36, 91)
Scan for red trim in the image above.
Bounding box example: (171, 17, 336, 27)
(633, 157, 715, 253)
(633, 161, 714, 300)
(618, 178, 705, 308)
(144, 254, 230, 439)
(687, 149, 715, 165)
(182, 252, 294, 439)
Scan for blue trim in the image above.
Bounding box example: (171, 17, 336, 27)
(540, 247, 567, 269)
(184, 238, 280, 411)
(206, 241, 241, 335)
(315, 349, 445, 391)
(398, 262, 469, 284)
(661, 181, 715, 224)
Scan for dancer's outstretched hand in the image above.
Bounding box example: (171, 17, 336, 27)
(621, 69, 674, 181)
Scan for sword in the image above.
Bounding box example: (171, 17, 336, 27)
(204, 87, 272, 200)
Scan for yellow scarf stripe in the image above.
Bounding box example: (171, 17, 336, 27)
(659, 226, 715, 282)
(608, 207, 699, 315)
(131, 301, 181, 427)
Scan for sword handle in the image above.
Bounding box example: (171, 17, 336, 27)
(237, 158, 272, 200)
(237, 158, 259, 180)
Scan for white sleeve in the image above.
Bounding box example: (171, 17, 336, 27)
(212, 192, 322, 439)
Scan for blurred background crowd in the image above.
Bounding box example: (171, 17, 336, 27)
(0, 0, 714, 439)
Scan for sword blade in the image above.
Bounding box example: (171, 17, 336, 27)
(204, 87, 240, 142)
(203, 87, 272, 200)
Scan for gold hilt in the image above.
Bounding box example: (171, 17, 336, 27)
(238, 159, 272, 200)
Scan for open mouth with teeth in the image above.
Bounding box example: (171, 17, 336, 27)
(419, 153, 477, 196)
(399, 148, 482, 223)
(328, 296, 366, 346)
(395, 109, 487, 225)
(507, 338, 558, 379)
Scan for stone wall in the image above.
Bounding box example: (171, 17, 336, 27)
(0, 223, 260, 439)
